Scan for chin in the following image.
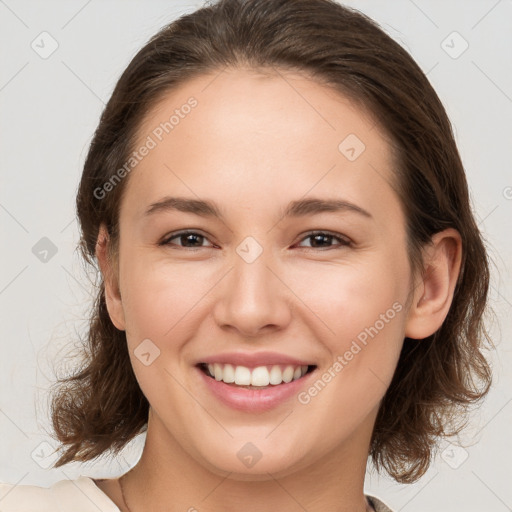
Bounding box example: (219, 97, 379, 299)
(194, 439, 309, 480)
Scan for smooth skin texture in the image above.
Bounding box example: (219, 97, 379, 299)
(94, 68, 462, 512)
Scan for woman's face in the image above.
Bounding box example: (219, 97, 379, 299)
(108, 68, 415, 478)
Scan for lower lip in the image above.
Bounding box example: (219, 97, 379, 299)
(196, 366, 316, 412)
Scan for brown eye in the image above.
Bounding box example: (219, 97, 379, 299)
(161, 231, 213, 249)
(297, 231, 351, 250)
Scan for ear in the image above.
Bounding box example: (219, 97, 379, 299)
(95, 224, 126, 331)
(405, 228, 462, 340)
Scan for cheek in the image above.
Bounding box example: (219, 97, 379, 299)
(291, 254, 409, 336)
(287, 250, 410, 394)
(290, 259, 409, 430)
(119, 251, 220, 349)
(117, 255, 212, 410)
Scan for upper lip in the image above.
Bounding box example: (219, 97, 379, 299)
(197, 351, 315, 368)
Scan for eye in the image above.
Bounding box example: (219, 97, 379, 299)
(160, 230, 215, 249)
(159, 230, 351, 251)
(295, 231, 351, 250)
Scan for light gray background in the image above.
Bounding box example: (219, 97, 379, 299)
(1, 1, 511, 510)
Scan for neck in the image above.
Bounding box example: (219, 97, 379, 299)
(121, 408, 376, 512)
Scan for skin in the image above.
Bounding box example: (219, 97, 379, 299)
(94, 68, 462, 512)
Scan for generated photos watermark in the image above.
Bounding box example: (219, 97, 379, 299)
(297, 301, 403, 405)
(93, 96, 198, 200)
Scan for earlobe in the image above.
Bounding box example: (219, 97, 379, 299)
(404, 228, 462, 340)
(95, 224, 126, 331)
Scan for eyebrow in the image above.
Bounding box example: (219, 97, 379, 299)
(144, 196, 372, 220)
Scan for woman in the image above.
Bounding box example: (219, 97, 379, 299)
(0, 0, 492, 510)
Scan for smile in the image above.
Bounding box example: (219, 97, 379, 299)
(196, 362, 318, 412)
(199, 363, 316, 388)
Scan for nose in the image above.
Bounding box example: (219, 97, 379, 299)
(212, 244, 293, 338)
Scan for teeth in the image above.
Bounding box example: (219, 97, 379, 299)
(234, 365, 251, 385)
(251, 366, 270, 386)
(269, 365, 282, 385)
(223, 364, 235, 383)
(282, 366, 294, 383)
(204, 363, 310, 387)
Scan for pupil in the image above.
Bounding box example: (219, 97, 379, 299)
(183, 234, 202, 246)
(312, 234, 330, 247)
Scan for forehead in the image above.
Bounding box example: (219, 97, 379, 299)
(122, 67, 400, 224)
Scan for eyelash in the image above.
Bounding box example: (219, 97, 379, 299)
(159, 230, 352, 251)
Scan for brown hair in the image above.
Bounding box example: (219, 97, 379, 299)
(49, 0, 493, 483)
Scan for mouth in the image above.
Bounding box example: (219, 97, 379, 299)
(197, 362, 317, 389)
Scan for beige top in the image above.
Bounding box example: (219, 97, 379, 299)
(0, 476, 393, 511)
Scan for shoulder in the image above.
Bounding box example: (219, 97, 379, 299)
(366, 494, 394, 512)
(0, 476, 120, 512)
